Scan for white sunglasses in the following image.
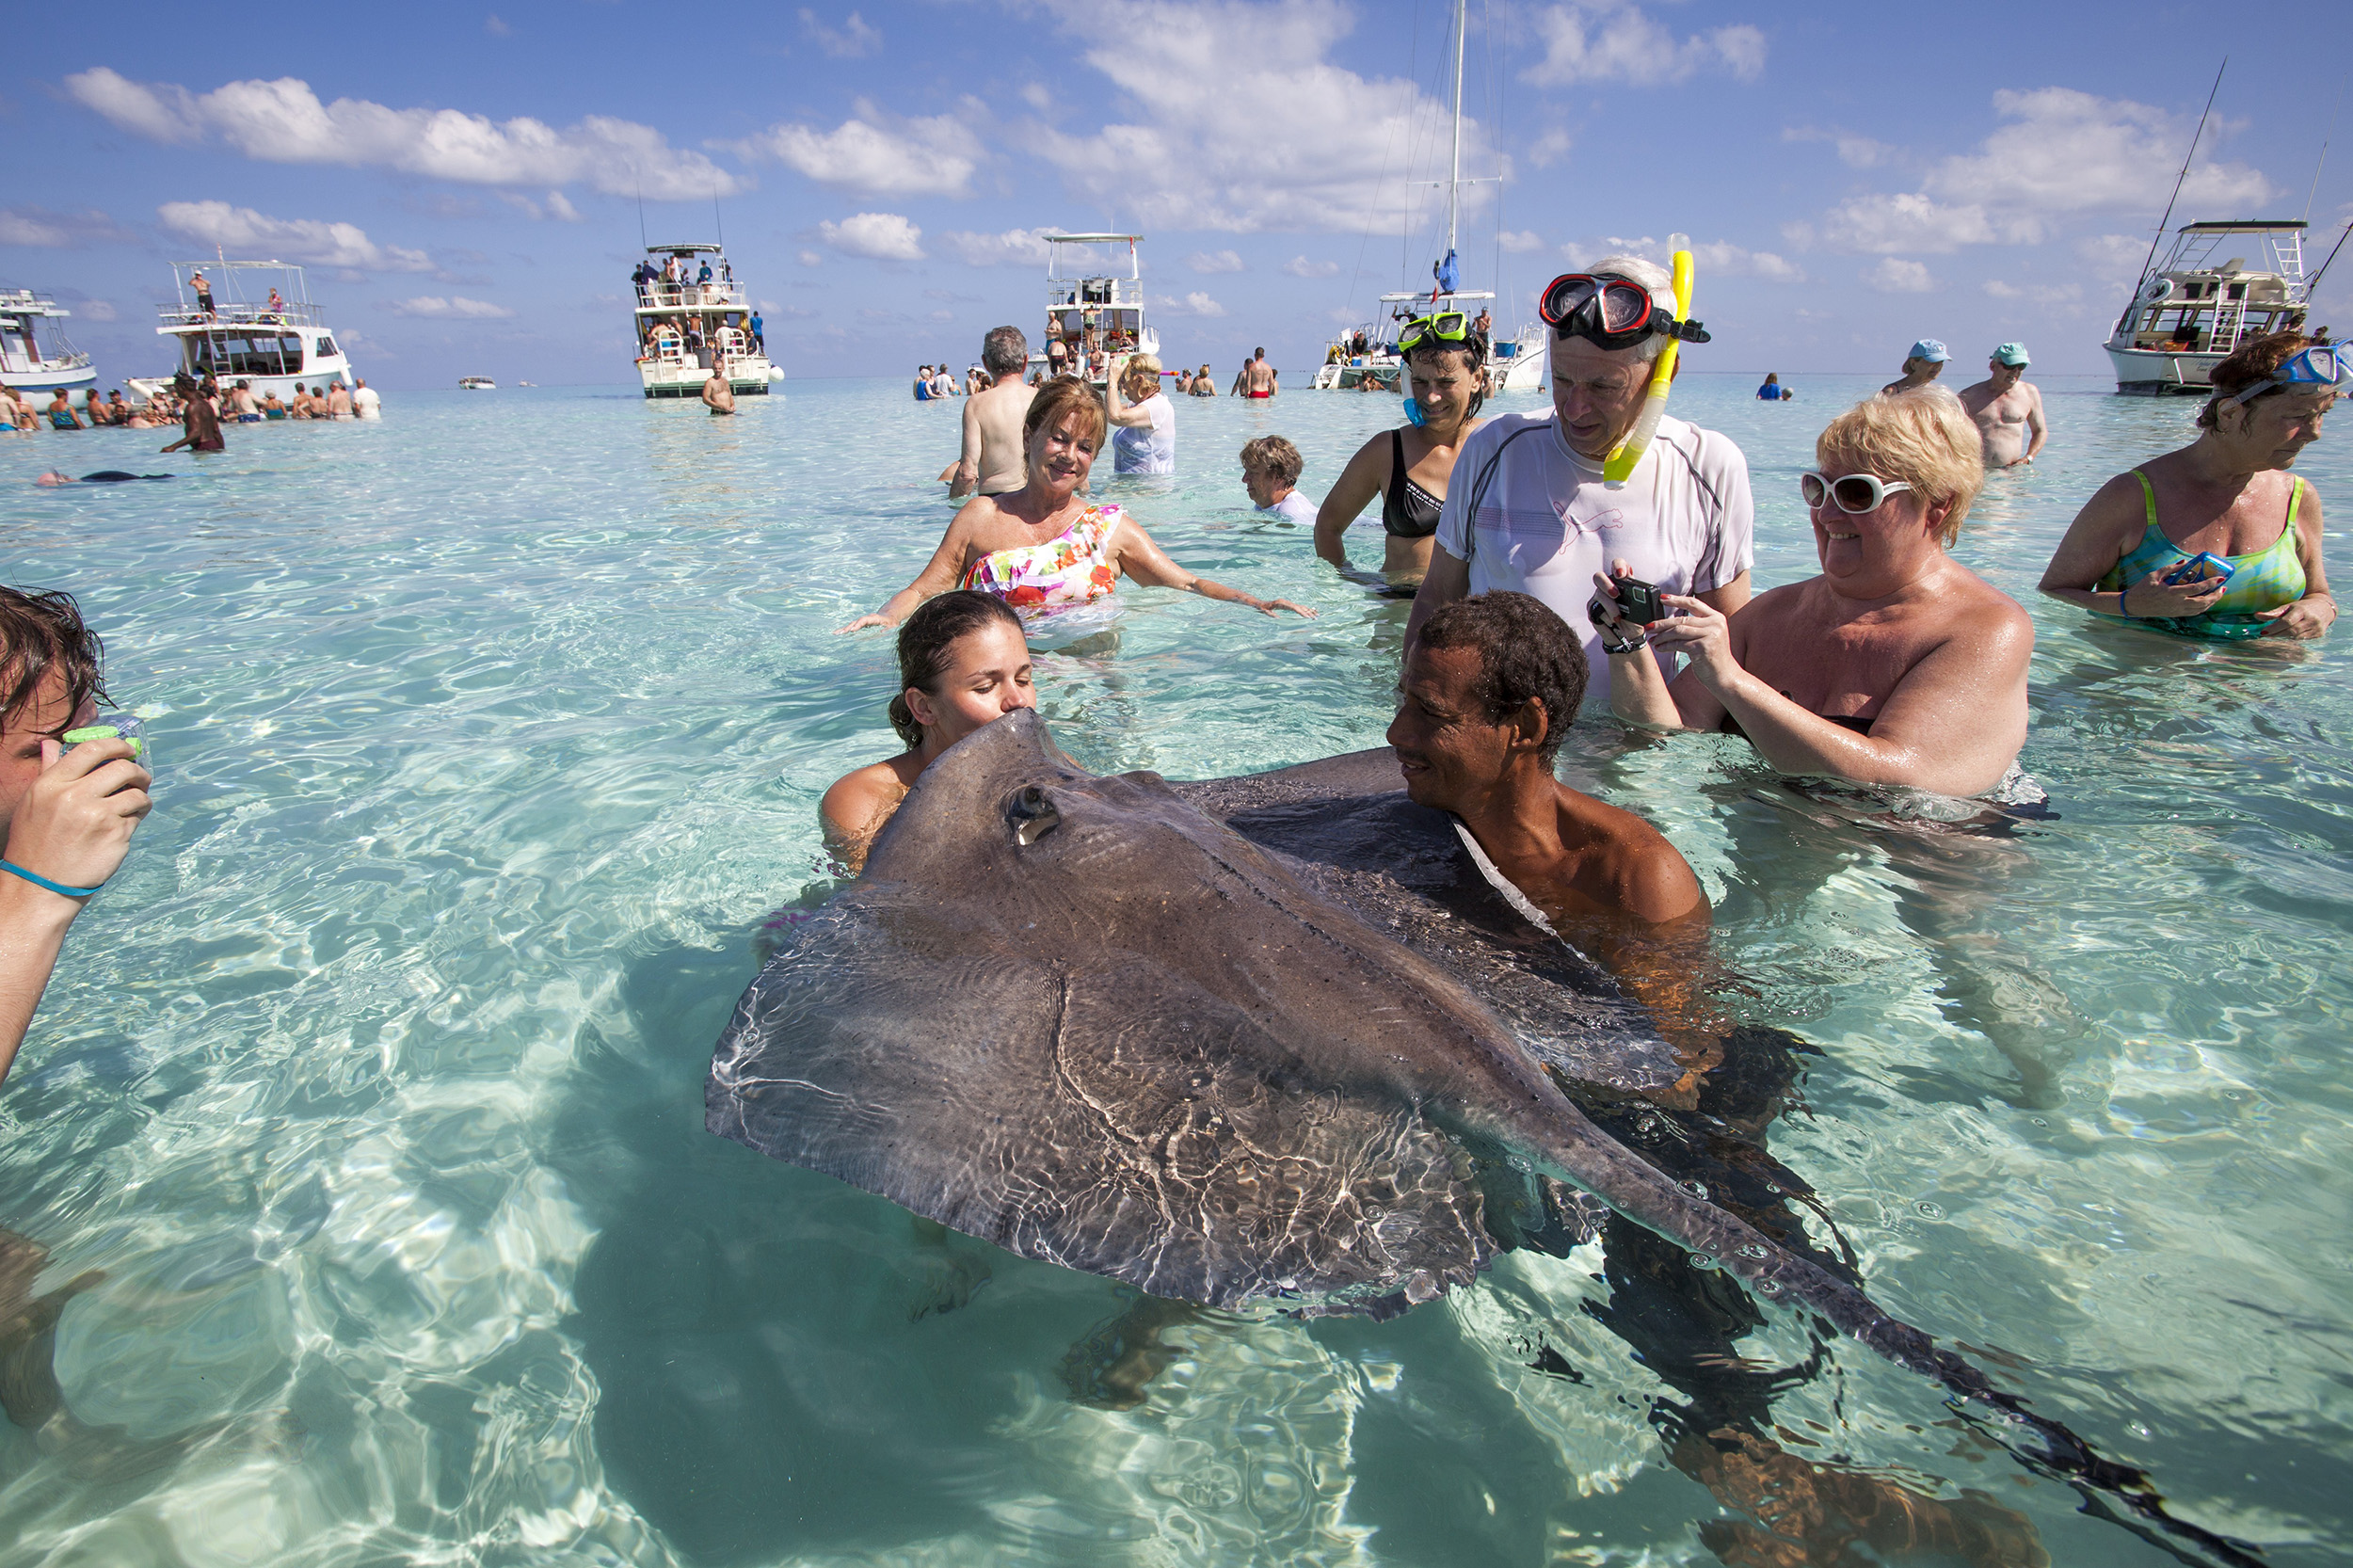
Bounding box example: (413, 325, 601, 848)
(1800, 471, 1914, 514)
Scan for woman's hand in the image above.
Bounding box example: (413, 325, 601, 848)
(5, 738, 152, 896)
(1586, 559, 1635, 634)
(2120, 568, 2227, 618)
(1250, 597, 1316, 618)
(2256, 593, 2337, 638)
(1640, 593, 1740, 689)
(836, 612, 893, 634)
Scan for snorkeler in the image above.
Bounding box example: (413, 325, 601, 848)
(35, 472, 173, 485)
(1315, 312, 1487, 589)
(838, 377, 1313, 632)
(820, 591, 1034, 873)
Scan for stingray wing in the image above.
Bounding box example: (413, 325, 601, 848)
(707, 895, 1494, 1313)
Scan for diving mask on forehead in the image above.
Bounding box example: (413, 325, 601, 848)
(1539, 272, 1712, 352)
(2224, 343, 2351, 408)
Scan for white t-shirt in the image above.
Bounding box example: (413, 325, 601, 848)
(1434, 411, 1753, 704)
(1112, 392, 1176, 474)
(1257, 489, 1318, 525)
(351, 386, 381, 418)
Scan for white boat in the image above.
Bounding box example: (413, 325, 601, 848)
(125, 261, 357, 404)
(1311, 0, 1545, 395)
(1026, 234, 1159, 387)
(632, 243, 776, 398)
(0, 289, 97, 406)
(2104, 221, 2312, 394)
(459, 376, 497, 391)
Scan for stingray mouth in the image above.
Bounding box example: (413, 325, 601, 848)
(1006, 784, 1063, 845)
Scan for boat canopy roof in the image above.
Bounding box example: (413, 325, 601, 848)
(2179, 221, 2307, 232)
(1045, 233, 1142, 245)
(647, 242, 724, 254)
(1378, 291, 1496, 303)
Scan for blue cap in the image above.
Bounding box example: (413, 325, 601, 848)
(1992, 342, 2030, 366)
(1908, 339, 1950, 362)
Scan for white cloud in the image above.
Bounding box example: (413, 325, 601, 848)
(1792, 88, 2274, 258)
(158, 200, 435, 272)
(800, 8, 881, 56)
(819, 212, 924, 261)
(1862, 258, 1937, 294)
(937, 226, 1058, 267)
(737, 102, 976, 197)
(544, 190, 581, 222)
(1282, 255, 1340, 278)
(1496, 230, 1545, 254)
(1692, 241, 1805, 281)
(1527, 128, 1574, 168)
(1784, 126, 1899, 169)
(1157, 291, 1227, 317)
(1019, 0, 1501, 233)
(1523, 0, 1765, 88)
(1185, 248, 1245, 273)
(383, 296, 514, 318)
(65, 68, 739, 198)
(76, 299, 120, 322)
(0, 205, 136, 247)
(796, 249, 824, 267)
(484, 13, 512, 36)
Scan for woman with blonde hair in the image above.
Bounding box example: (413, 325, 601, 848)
(1593, 389, 2034, 798)
(1103, 352, 1176, 474)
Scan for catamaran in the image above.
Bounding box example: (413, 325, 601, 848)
(1026, 234, 1159, 388)
(0, 289, 96, 408)
(1312, 0, 1544, 393)
(126, 261, 357, 404)
(2104, 221, 2313, 394)
(632, 242, 780, 398)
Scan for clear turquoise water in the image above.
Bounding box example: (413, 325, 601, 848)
(1, 376, 2346, 1566)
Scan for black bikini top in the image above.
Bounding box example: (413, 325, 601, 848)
(1383, 430, 1445, 540)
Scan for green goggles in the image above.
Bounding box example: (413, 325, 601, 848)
(1397, 312, 1469, 353)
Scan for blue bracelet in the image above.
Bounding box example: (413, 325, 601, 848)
(0, 859, 103, 899)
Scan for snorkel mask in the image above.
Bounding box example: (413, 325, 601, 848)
(1538, 272, 1711, 351)
(2223, 343, 2351, 408)
(1398, 312, 1485, 425)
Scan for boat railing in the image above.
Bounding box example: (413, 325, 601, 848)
(160, 301, 325, 329)
(635, 283, 745, 311)
(1048, 279, 1144, 309)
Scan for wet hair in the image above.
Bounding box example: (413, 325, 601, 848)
(888, 591, 1025, 745)
(1416, 592, 1587, 767)
(1815, 388, 1984, 547)
(1238, 435, 1304, 485)
(2199, 330, 2314, 431)
(0, 587, 108, 737)
(1022, 375, 1108, 451)
(982, 325, 1029, 376)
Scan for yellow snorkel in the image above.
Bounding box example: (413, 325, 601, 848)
(1603, 232, 1693, 488)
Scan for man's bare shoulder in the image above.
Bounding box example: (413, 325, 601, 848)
(1552, 782, 1705, 923)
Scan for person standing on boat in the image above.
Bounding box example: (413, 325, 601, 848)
(748, 311, 764, 353)
(1315, 314, 1489, 589)
(1955, 344, 2046, 469)
(189, 270, 215, 319)
(2039, 332, 2336, 640)
(952, 327, 1036, 499)
(838, 377, 1312, 632)
(1881, 339, 1947, 396)
(1405, 254, 1753, 703)
(1105, 353, 1176, 475)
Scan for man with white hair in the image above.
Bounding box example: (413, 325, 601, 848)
(1405, 254, 1753, 704)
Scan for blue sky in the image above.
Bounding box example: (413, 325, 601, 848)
(8, 0, 2350, 389)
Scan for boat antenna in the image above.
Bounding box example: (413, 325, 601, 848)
(1445, 0, 1465, 266)
(2135, 58, 2227, 292)
(635, 169, 647, 249)
(712, 184, 724, 249)
(2307, 217, 2353, 294)
(2305, 84, 2341, 221)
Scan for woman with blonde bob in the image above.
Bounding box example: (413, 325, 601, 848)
(1104, 351, 1176, 474)
(1593, 389, 2035, 798)
(840, 376, 1309, 632)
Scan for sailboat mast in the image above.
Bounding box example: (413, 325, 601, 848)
(1446, 0, 1465, 258)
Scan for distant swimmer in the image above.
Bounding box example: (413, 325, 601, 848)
(1881, 339, 1948, 396)
(1191, 362, 1217, 397)
(44, 392, 84, 431)
(1243, 347, 1278, 399)
(35, 472, 174, 485)
(1756, 373, 1793, 401)
(1240, 436, 1318, 524)
(1955, 344, 2046, 468)
(702, 358, 737, 415)
(950, 326, 1036, 498)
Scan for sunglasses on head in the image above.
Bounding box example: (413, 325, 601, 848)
(1800, 471, 1913, 513)
(1538, 272, 1711, 351)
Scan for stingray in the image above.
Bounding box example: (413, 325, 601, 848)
(709, 711, 2260, 1568)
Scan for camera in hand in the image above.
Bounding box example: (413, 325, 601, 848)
(2161, 552, 2235, 589)
(1614, 577, 1668, 624)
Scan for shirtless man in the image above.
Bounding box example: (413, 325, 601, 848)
(226, 381, 259, 422)
(1881, 338, 1948, 396)
(160, 381, 225, 454)
(950, 326, 1035, 498)
(701, 360, 737, 415)
(326, 382, 353, 419)
(1954, 343, 2046, 468)
(1243, 348, 1278, 399)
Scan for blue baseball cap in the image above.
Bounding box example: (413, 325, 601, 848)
(1908, 339, 1950, 362)
(1992, 342, 2030, 366)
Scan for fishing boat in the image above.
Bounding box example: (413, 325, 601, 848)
(2104, 221, 2313, 394)
(632, 242, 779, 398)
(459, 376, 497, 391)
(125, 261, 357, 404)
(0, 289, 97, 407)
(1027, 234, 1158, 387)
(1311, 0, 1545, 394)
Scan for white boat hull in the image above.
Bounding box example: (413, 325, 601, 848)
(640, 357, 775, 398)
(0, 363, 98, 403)
(2105, 342, 2223, 395)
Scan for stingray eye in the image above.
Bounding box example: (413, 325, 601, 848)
(1007, 785, 1062, 846)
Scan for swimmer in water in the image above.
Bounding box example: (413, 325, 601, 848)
(820, 590, 1035, 873)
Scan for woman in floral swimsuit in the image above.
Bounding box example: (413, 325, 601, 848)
(840, 376, 1314, 633)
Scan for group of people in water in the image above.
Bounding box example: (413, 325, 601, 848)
(838, 252, 2336, 886)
